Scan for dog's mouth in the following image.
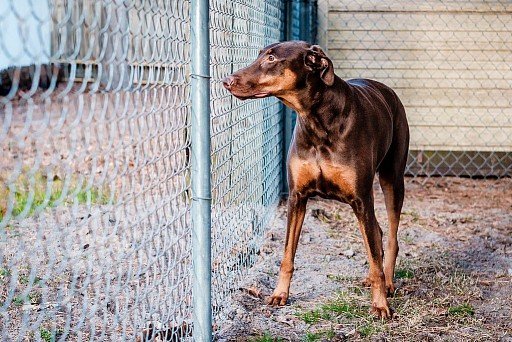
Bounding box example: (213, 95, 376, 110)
(222, 76, 272, 100)
(232, 92, 271, 100)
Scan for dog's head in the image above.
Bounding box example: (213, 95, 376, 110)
(222, 41, 334, 101)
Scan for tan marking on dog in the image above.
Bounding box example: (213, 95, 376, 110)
(281, 68, 298, 91)
(289, 157, 320, 191)
(257, 68, 304, 113)
(279, 91, 304, 114)
(320, 162, 357, 196)
(259, 68, 296, 91)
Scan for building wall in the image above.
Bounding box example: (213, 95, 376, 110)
(0, 1, 51, 70)
(321, 0, 512, 152)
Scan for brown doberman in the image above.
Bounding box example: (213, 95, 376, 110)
(222, 41, 409, 318)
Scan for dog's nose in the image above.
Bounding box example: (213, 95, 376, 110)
(222, 75, 236, 90)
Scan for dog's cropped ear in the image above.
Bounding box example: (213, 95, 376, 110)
(305, 45, 334, 86)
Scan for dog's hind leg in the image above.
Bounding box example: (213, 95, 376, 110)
(378, 114, 409, 296)
(352, 194, 391, 319)
(378, 167, 405, 296)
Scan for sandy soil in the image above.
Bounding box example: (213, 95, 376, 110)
(217, 177, 512, 341)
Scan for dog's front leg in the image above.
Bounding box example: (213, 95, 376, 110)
(266, 193, 308, 306)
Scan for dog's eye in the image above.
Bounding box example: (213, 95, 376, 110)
(268, 55, 275, 62)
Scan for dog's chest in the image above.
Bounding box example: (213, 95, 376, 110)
(288, 156, 356, 199)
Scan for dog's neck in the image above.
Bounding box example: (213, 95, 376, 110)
(279, 76, 351, 141)
(277, 92, 308, 115)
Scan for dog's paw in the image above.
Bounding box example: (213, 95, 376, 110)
(265, 291, 288, 306)
(362, 276, 372, 288)
(371, 301, 394, 319)
(386, 283, 396, 297)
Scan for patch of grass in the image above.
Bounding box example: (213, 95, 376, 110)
(249, 332, 284, 342)
(326, 274, 357, 282)
(0, 171, 113, 221)
(307, 271, 482, 340)
(303, 332, 322, 342)
(297, 308, 331, 324)
(403, 210, 421, 223)
(387, 252, 488, 338)
(446, 270, 476, 297)
(324, 329, 335, 339)
(448, 303, 475, 317)
(302, 329, 337, 341)
(395, 268, 414, 279)
(0, 268, 10, 278)
(11, 292, 41, 307)
(296, 288, 387, 339)
(298, 249, 490, 340)
(39, 327, 64, 342)
(18, 274, 42, 285)
(297, 290, 371, 324)
(12, 295, 27, 306)
(358, 323, 381, 337)
(320, 299, 366, 319)
(39, 328, 53, 342)
(19, 275, 30, 285)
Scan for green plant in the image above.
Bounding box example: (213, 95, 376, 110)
(358, 323, 381, 337)
(12, 295, 27, 306)
(448, 303, 475, 317)
(39, 328, 53, 342)
(250, 332, 284, 342)
(297, 291, 370, 326)
(326, 274, 357, 282)
(324, 329, 335, 339)
(12, 292, 40, 307)
(303, 329, 337, 341)
(0, 171, 113, 221)
(0, 268, 10, 278)
(395, 268, 414, 279)
(19, 275, 30, 285)
(297, 309, 331, 324)
(321, 301, 360, 318)
(402, 210, 421, 223)
(303, 332, 322, 342)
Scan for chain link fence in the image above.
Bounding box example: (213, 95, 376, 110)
(318, 0, 512, 177)
(1, 0, 193, 340)
(209, 0, 284, 331)
(0, 0, 284, 340)
(2, 0, 510, 340)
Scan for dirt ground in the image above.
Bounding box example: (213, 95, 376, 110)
(217, 177, 512, 341)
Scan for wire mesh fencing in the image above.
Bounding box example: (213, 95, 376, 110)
(1, 0, 194, 340)
(6, 0, 510, 340)
(209, 0, 285, 329)
(0, 0, 287, 340)
(318, 0, 512, 177)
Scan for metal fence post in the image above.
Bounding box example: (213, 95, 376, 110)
(191, 0, 212, 340)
